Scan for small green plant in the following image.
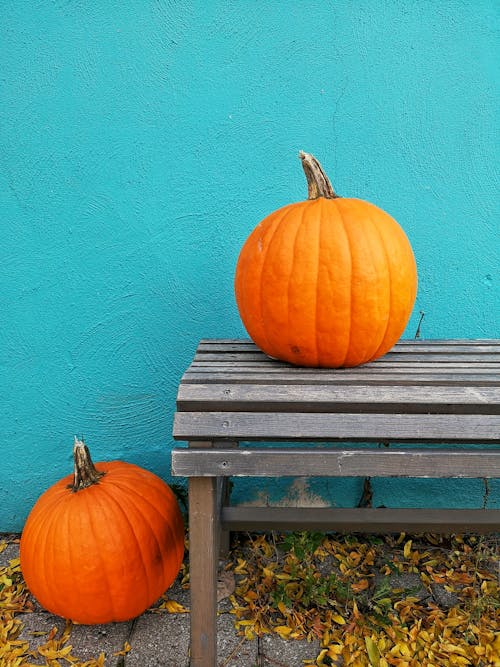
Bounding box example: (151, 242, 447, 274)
(281, 531, 325, 560)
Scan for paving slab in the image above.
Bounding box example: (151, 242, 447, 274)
(430, 583, 460, 609)
(159, 577, 190, 610)
(17, 612, 132, 665)
(386, 572, 430, 600)
(125, 612, 190, 667)
(17, 613, 65, 665)
(0, 540, 20, 566)
(259, 634, 320, 667)
(217, 613, 258, 667)
(69, 621, 133, 664)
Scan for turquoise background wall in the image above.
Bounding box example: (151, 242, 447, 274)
(1, 1, 498, 531)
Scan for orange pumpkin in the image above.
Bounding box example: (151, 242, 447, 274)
(235, 152, 417, 367)
(20, 438, 184, 624)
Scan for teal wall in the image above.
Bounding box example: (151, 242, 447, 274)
(1, 1, 498, 531)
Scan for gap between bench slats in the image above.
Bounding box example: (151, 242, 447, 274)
(181, 373, 500, 387)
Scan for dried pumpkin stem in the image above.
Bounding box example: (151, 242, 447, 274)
(299, 151, 339, 199)
(71, 436, 105, 492)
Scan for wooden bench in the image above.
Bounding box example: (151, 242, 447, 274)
(171, 338, 500, 667)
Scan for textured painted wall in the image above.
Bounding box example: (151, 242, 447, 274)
(1, 1, 498, 530)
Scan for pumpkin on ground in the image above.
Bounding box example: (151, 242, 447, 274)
(20, 438, 184, 624)
(234, 152, 418, 368)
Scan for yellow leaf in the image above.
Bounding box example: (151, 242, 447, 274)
(244, 590, 258, 601)
(285, 582, 303, 599)
(113, 640, 132, 656)
(158, 599, 189, 614)
(403, 540, 412, 559)
(326, 644, 343, 656)
(274, 625, 293, 639)
(277, 601, 288, 615)
(365, 636, 380, 667)
(331, 614, 346, 625)
(351, 578, 369, 593)
(316, 649, 329, 666)
(234, 558, 248, 574)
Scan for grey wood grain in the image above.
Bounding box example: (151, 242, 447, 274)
(188, 475, 218, 667)
(173, 411, 500, 442)
(221, 507, 500, 533)
(196, 338, 500, 351)
(193, 353, 500, 364)
(176, 383, 500, 414)
(172, 448, 500, 478)
(190, 361, 500, 370)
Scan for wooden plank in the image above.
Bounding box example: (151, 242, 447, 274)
(193, 352, 500, 364)
(176, 384, 500, 414)
(221, 506, 500, 534)
(192, 359, 499, 371)
(172, 447, 500, 479)
(187, 362, 500, 381)
(173, 411, 500, 442)
(188, 476, 218, 667)
(190, 361, 500, 371)
(196, 338, 500, 352)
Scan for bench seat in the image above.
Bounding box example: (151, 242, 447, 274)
(171, 338, 500, 667)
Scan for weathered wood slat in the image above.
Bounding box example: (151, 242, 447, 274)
(221, 507, 500, 533)
(193, 353, 500, 364)
(191, 361, 500, 370)
(185, 367, 500, 377)
(173, 412, 500, 442)
(172, 448, 500, 478)
(189, 367, 500, 381)
(196, 338, 500, 351)
(176, 383, 500, 414)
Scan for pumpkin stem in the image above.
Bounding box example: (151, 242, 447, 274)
(70, 436, 105, 492)
(299, 151, 339, 199)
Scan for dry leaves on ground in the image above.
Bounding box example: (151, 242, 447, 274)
(226, 531, 499, 667)
(2, 532, 499, 666)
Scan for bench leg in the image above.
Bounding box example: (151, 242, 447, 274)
(188, 476, 218, 667)
(218, 477, 232, 558)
